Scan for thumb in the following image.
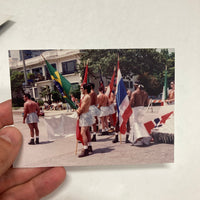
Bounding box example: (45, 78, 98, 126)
(0, 127, 22, 176)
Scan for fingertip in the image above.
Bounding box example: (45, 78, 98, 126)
(0, 127, 22, 176)
(0, 127, 22, 146)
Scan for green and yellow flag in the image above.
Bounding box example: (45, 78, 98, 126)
(43, 57, 77, 109)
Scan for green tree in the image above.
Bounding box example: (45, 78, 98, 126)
(51, 90, 62, 102)
(10, 70, 24, 94)
(79, 49, 175, 95)
(10, 70, 25, 107)
(39, 86, 51, 101)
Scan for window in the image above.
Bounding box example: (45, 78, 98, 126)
(32, 67, 44, 81)
(32, 67, 43, 76)
(45, 63, 56, 80)
(62, 60, 76, 75)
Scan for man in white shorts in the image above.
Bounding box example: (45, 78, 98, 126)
(97, 86, 110, 135)
(77, 84, 93, 157)
(89, 83, 100, 141)
(23, 93, 40, 145)
(129, 81, 152, 146)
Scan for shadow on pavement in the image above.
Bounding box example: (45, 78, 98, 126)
(38, 141, 54, 145)
(92, 146, 115, 154)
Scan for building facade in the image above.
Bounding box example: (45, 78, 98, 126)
(9, 49, 138, 102)
(9, 49, 81, 100)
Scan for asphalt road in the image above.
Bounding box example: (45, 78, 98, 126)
(13, 106, 174, 168)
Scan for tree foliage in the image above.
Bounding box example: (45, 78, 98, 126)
(78, 49, 175, 95)
(39, 86, 51, 101)
(10, 70, 25, 95)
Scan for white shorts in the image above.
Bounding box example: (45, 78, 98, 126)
(89, 105, 101, 117)
(26, 112, 39, 124)
(109, 103, 116, 115)
(79, 111, 94, 127)
(99, 106, 110, 117)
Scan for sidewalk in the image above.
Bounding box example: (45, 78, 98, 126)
(13, 105, 174, 168)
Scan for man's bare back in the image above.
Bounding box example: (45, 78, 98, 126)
(89, 91, 97, 106)
(97, 93, 109, 107)
(24, 100, 40, 115)
(130, 89, 149, 107)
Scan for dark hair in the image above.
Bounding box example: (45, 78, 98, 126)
(24, 93, 31, 99)
(99, 86, 104, 92)
(89, 83, 95, 89)
(83, 84, 91, 94)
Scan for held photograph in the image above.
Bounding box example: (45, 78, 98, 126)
(8, 49, 175, 168)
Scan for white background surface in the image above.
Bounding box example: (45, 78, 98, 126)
(0, 0, 200, 199)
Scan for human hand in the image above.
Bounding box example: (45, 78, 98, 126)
(0, 100, 66, 200)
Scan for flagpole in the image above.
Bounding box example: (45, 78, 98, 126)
(75, 139, 78, 155)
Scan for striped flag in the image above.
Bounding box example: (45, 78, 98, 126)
(116, 56, 132, 134)
(144, 111, 174, 134)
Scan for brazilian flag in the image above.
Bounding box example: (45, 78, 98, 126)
(44, 58, 77, 109)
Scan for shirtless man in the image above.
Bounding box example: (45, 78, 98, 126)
(97, 86, 110, 135)
(166, 81, 175, 104)
(23, 93, 40, 145)
(129, 81, 152, 146)
(89, 83, 100, 142)
(108, 89, 116, 131)
(77, 84, 93, 157)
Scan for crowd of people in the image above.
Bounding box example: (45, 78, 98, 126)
(22, 80, 175, 158)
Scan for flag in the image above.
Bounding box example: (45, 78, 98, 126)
(144, 121, 155, 134)
(43, 57, 77, 109)
(82, 63, 89, 85)
(76, 119, 83, 145)
(144, 111, 174, 134)
(99, 66, 105, 92)
(105, 67, 116, 98)
(116, 56, 133, 134)
(162, 66, 168, 105)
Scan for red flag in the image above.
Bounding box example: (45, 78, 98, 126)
(76, 98, 84, 144)
(82, 64, 88, 85)
(76, 119, 83, 145)
(160, 111, 173, 124)
(112, 113, 117, 126)
(144, 121, 155, 134)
